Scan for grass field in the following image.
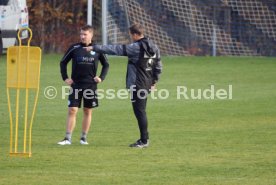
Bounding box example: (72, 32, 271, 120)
(0, 55, 275, 185)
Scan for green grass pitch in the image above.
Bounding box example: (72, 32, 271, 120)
(0, 55, 275, 185)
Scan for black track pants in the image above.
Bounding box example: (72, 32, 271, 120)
(131, 91, 149, 142)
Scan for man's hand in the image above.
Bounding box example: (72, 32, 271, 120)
(151, 84, 156, 90)
(84, 46, 93, 52)
(94, 76, 102, 83)
(65, 78, 74, 85)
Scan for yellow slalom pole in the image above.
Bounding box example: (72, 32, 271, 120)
(29, 88, 40, 157)
(22, 30, 30, 153)
(14, 90, 20, 153)
(22, 28, 33, 155)
(23, 89, 29, 153)
(7, 88, 13, 153)
(14, 45, 21, 153)
(28, 28, 40, 156)
(17, 27, 33, 156)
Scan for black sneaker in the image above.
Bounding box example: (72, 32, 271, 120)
(80, 137, 89, 145)
(129, 139, 149, 148)
(57, 137, 71, 145)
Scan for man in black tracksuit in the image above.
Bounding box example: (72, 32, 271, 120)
(58, 25, 109, 145)
(87, 23, 162, 148)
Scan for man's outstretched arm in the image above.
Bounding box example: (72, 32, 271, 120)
(86, 43, 140, 58)
(86, 45, 127, 56)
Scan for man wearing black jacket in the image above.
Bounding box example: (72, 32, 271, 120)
(58, 25, 109, 145)
(86, 23, 162, 148)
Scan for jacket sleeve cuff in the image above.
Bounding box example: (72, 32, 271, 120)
(62, 76, 68, 81)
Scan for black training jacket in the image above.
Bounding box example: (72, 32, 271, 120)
(60, 42, 109, 85)
(93, 37, 162, 90)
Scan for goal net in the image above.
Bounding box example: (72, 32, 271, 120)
(104, 0, 276, 56)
